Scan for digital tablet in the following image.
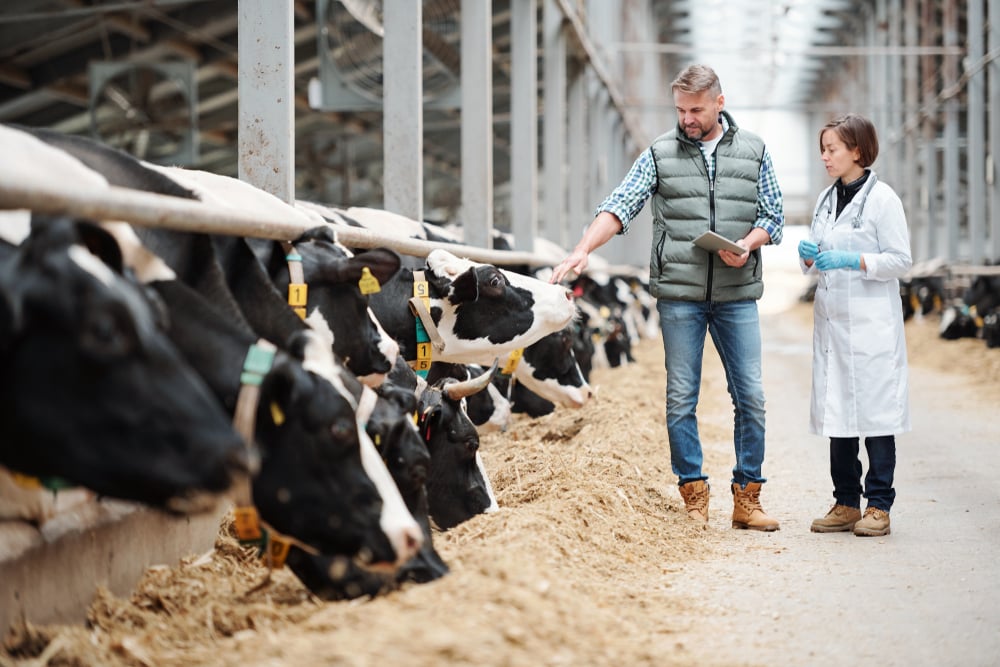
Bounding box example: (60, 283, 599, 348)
(692, 231, 746, 254)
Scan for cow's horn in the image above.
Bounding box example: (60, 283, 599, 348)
(443, 358, 500, 400)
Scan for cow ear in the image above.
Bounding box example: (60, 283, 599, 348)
(297, 225, 337, 245)
(447, 266, 478, 302)
(352, 248, 401, 284)
(425, 249, 463, 278)
(75, 221, 124, 274)
(260, 358, 298, 419)
(284, 330, 313, 362)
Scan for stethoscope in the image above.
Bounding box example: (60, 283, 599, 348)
(811, 170, 878, 244)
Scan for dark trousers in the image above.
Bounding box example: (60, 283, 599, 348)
(829, 435, 896, 513)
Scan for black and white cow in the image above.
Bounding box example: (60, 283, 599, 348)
(0, 217, 248, 513)
(145, 269, 411, 565)
(367, 248, 577, 366)
(426, 362, 512, 434)
(499, 327, 594, 409)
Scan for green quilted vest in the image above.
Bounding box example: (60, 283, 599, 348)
(647, 111, 765, 302)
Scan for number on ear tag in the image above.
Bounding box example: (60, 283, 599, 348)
(288, 283, 308, 308)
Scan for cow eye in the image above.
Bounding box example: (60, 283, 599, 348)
(329, 417, 356, 445)
(81, 307, 135, 359)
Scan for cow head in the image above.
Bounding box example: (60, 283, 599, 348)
(512, 327, 594, 408)
(420, 249, 577, 364)
(0, 217, 248, 513)
(417, 361, 500, 529)
(250, 347, 389, 561)
(428, 362, 511, 434)
(260, 227, 401, 387)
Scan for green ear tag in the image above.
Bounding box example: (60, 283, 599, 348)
(358, 266, 381, 295)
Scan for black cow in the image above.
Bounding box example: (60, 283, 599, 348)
(939, 303, 981, 340)
(964, 275, 1000, 319)
(147, 272, 402, 563)
(0, 217, 248, 513)
(418, 362, 500, 530)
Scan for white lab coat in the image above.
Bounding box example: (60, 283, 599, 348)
(800, 171, 912, 437)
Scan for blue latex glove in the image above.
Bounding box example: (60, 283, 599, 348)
(814, 249, 861, 271)
(797, 240, 819, 261)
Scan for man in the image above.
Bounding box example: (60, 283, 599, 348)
(550, 64, 783, 531)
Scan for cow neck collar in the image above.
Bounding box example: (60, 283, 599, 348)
(280, 241, 308, 319)
(229, 338, 321, 570)
(232, 504, 321, 571)
(408, 270, 446, 376)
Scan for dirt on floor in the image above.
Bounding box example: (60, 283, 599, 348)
(2, 302, 998, 667)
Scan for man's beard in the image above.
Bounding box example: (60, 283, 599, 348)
(684, 122, 713, 141)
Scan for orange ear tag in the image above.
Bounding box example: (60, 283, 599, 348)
(233, 506, 262, 541)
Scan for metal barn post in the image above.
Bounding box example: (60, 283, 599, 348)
(460, 0, 494, 248)
(510, 0, 539, 253)
(238, 0, 295, 203)
(383, 0, 423, 220)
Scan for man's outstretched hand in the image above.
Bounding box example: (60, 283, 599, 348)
(550, 250, 589, 284)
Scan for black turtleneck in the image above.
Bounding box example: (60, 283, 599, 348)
(835, 170, 870, 217)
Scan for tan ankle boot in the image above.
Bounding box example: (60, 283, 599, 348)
(731, 482, 780, 531)
(810, 504, 862, 533)
(678, 480, 709, 524)
(853, 507, 890, 536)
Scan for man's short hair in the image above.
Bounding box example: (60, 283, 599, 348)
(820, 114, 879, 168)
(671, 64, 722, 97)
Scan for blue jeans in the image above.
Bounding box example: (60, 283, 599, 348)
(829, 435, 896, 512)
(656, 299, 767, 487)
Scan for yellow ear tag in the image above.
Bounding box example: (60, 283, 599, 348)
(11, 472, 43, 490)
(358, 266, 381, 295)
(501, 348, 523, 374)
(270, 401, 285, 426)
(599, 306, 611, 318)
(234, 506, 262, 540)
(268, 535, 291, 568)
(412, 411, 419, 426)
(374, 434, 381, 447)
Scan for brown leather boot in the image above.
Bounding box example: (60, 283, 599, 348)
(678, 480, 709, 524)
(731, 482, 780, 531)
(853, 507, 891, 536)
(810, 504, 862, 533)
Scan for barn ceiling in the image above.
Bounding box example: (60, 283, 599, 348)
(0, 0, 863, 221)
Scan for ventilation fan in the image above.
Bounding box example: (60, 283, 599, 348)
(313, 0, 461, 111)
(88, 61, 198, 165)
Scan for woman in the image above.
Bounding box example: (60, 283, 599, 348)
(798, 114, 912, 537)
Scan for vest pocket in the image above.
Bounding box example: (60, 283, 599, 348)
(652, 230, 666, 276)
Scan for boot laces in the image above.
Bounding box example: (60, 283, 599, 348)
(684, 487, 708, 510)
(863, 507, 887, 520)
(737, 488, 763, 512)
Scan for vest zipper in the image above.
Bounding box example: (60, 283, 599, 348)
(706, 169, 717, 301)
